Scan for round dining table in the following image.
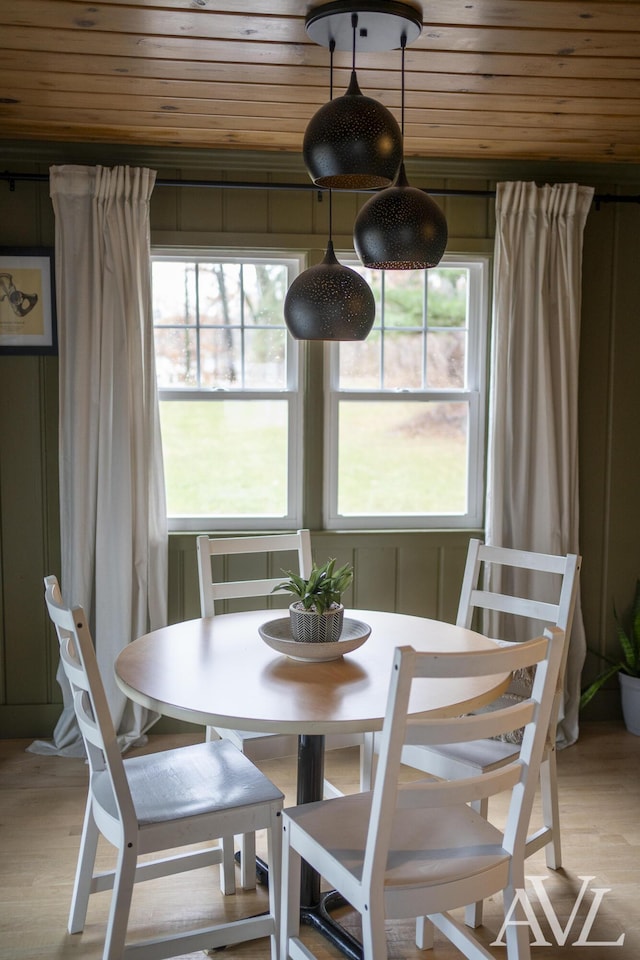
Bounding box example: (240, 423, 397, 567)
(115, 607, 507, 960)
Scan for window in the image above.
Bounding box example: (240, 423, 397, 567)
(152, 251, 303, 530)
(324, 255, 489, 529)
(152, 249, 489, 532)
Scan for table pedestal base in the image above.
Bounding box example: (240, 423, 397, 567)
(296, 734, 364, 959)
(239, 734, 365, 960)
(300, 891, 363, 960)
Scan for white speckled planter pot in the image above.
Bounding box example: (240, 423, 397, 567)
(289, 602, 344, 643)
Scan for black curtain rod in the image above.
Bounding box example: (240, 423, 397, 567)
(2, 170, 638, 205)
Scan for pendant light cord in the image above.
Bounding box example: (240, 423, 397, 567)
(329, 37, 336, 243)
(329, 38, 335, 100)
(400, 32, 407, 136)
(329, 188, 333, 243)
(351, 13, 358, 72)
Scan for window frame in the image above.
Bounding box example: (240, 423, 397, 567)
(152, 248, 305, 532)
(323, 252, 490, 531)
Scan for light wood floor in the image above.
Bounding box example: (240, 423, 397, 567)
(1, 722, 638, 960)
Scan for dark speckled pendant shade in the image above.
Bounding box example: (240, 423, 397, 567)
(284, 240, 375, 341)
(353, 162, 448, 268)
(303, 71, 403, 190)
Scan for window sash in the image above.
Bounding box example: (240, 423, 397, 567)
(160, 392, 304, 532)
(323, 254, 489, 530)
(153, 249, 304, 530)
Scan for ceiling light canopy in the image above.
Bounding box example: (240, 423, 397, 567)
(305, 2, 423, 51)
(302, 1, 423, 190)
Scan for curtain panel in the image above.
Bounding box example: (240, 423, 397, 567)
(30, 164, 168, 756)
(486, 180, 594, 747)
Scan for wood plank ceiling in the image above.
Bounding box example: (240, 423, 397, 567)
(1, 0, 639, 165)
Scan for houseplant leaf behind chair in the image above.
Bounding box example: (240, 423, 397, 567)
(580, 577, 640, 734)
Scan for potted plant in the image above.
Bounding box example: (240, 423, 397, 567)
(272, 557, 354, 643)
(580, 578, 640, 735)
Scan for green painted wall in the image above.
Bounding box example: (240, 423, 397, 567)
(1, 143, 638, 736)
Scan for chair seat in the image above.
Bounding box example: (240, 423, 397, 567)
(285, 790, 508, 890)
(93, 740, 283, 825)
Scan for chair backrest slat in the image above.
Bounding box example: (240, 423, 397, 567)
(467, 590, 560, 623)
(210, 578, 292, 600)
(197, 529, 313, 617)
(73, 689, 104, 749)
(410, 636, 548, 678)
(405, 700, 536, 746)
(396, 762, 522, 810)
(470, 544, 570, 574)
(59, 634, 90, 692)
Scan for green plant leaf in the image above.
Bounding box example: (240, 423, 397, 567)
(614, 578, 640, 676)
(582, 579, 640, 711)
(617, 623, 637, 673)
(631, 578, 640, 665)
(271, 569, 307, 599)
(584, 645, 625, 671)
(580, 661, 624, 709)
(271, 557, 354, 615)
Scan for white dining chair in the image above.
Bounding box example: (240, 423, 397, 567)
(43, 575, 283, 960)
(196, 530, 314, 762)
(398, 539, 581, 927)
(196, 530, 370, 881)
(280, 627, 565, 960)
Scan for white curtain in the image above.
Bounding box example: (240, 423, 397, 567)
(486, 180, 593, 747)
(30, 164, 168, 756)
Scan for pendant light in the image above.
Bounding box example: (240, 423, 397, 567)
(353, 34, 448, 269)
(302, 3, 421, 189)
(284, 189, 375, 340)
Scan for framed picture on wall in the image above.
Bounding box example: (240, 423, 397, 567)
(0, 247, 57, 355)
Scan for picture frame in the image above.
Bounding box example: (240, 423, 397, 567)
(0, 247, 57, 355)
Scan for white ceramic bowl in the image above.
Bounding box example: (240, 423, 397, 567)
(258, 616, 371, 662)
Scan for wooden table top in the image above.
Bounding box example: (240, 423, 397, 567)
(115, 608, 508, 736)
